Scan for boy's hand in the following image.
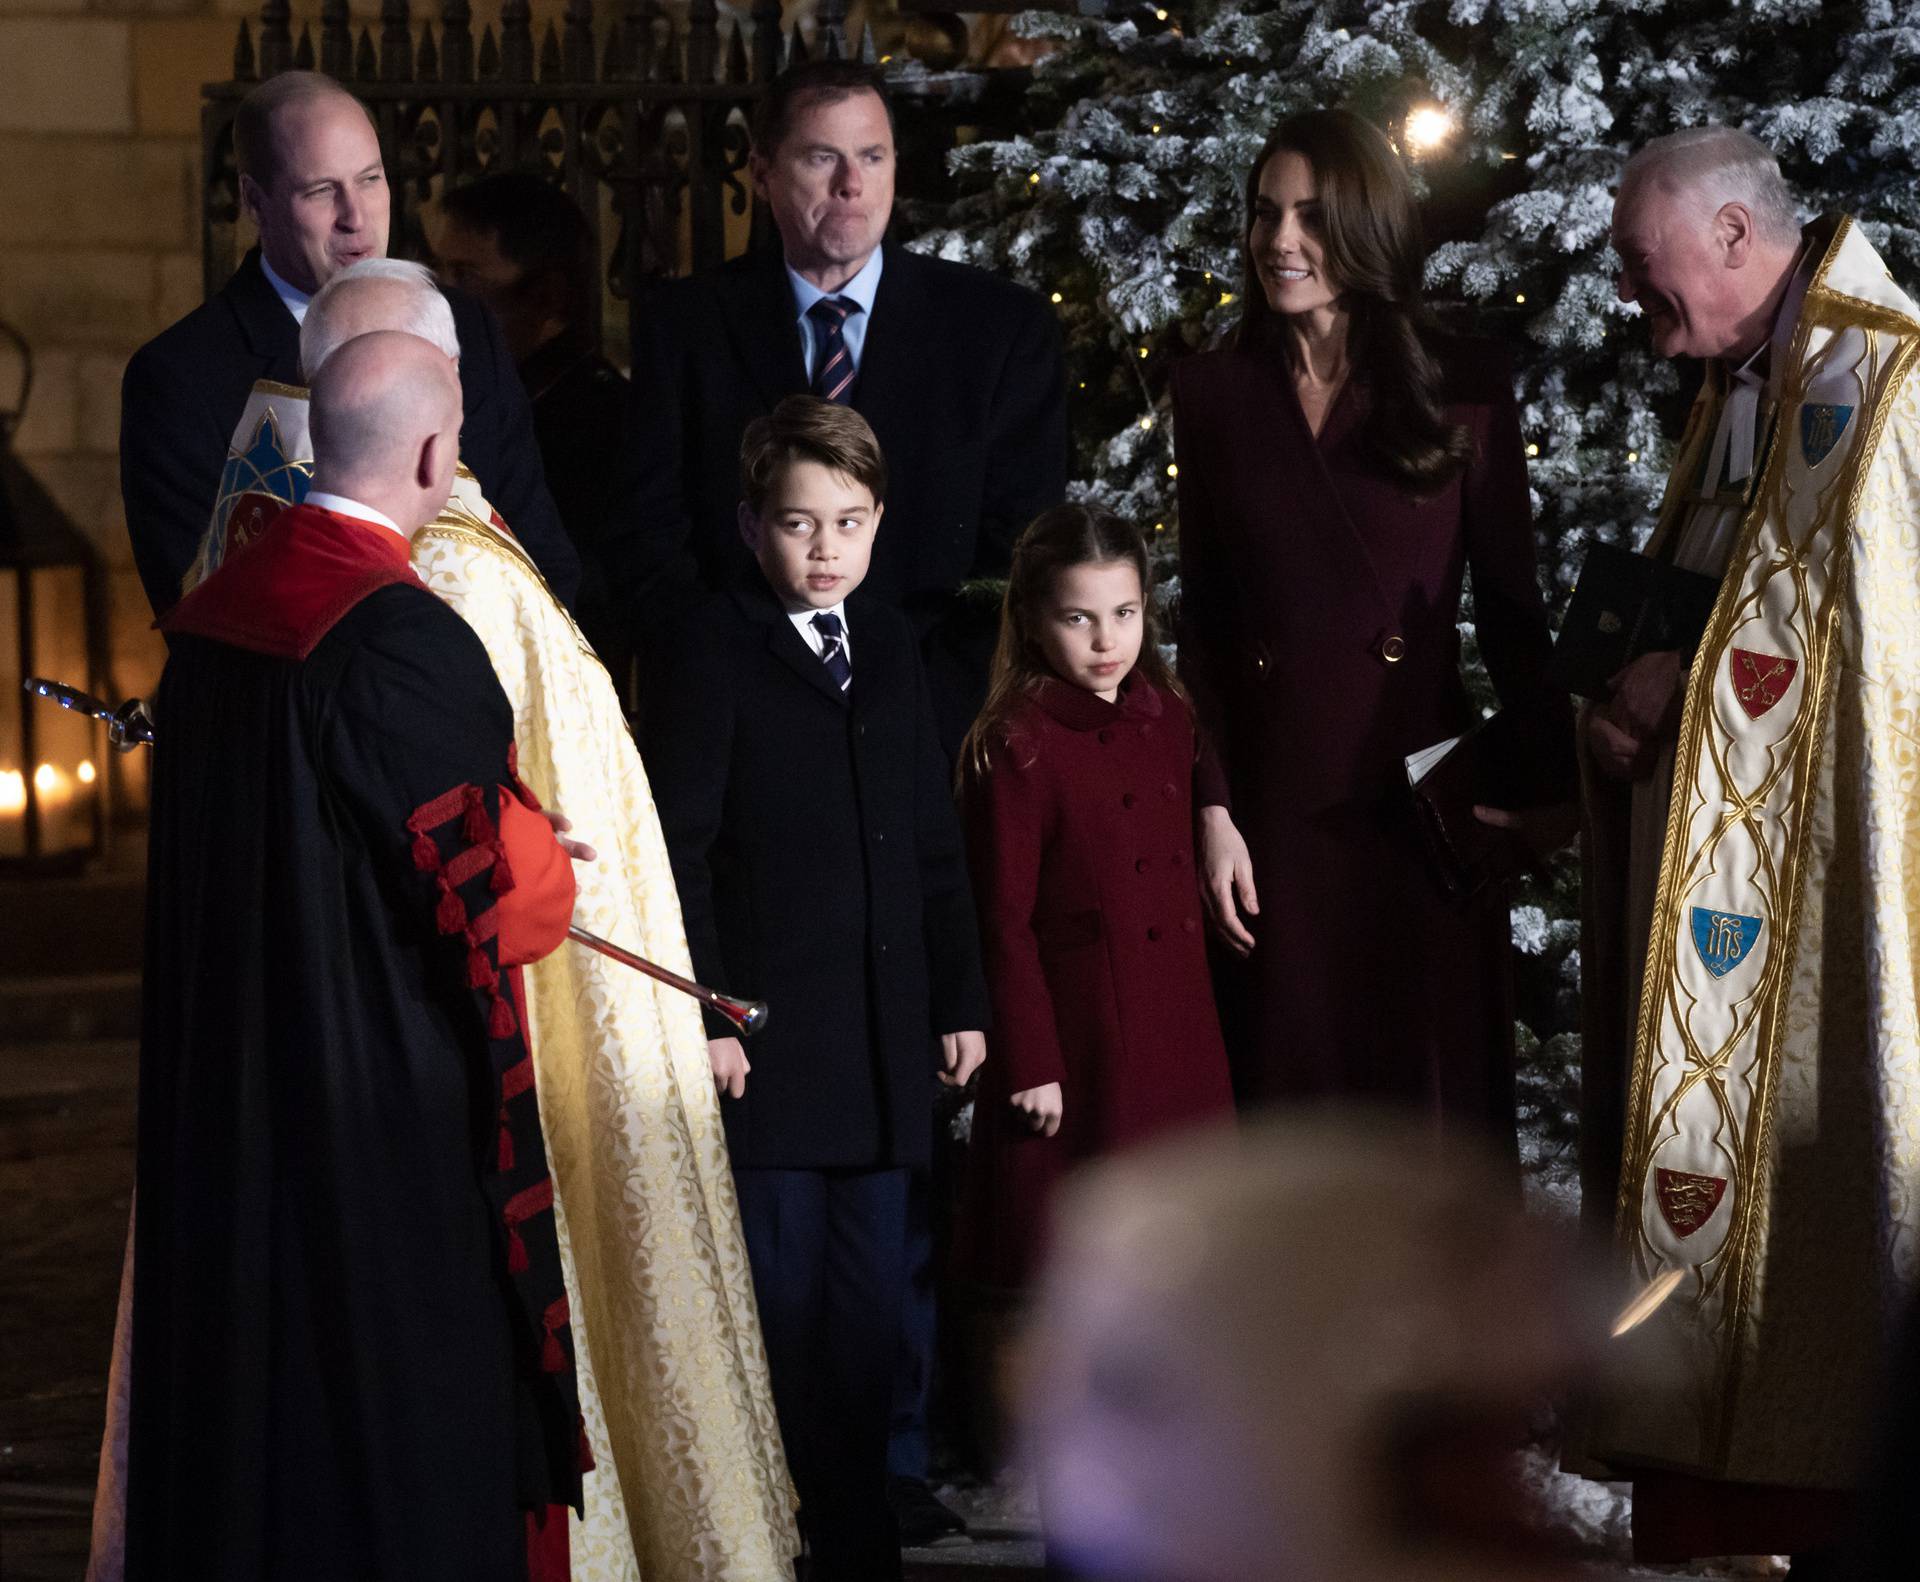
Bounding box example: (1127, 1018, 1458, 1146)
(708, 1036, 750, 1099)
(939, 1030, 987, 1088)
(1011, 1082, 1063, 1137)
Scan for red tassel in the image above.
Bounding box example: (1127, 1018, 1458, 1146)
(411, 833, 441, 871)
(467, 948, 497, 990)
(463, 788, 492, 845)
(541, 1329, 566, 1373)
(497, 1110, 515, 1172)
(507, 1226, 529, 1274)
(491, 845, 514, 894)
(435, 886, 467, 934)
(488, 993, 517, 1039)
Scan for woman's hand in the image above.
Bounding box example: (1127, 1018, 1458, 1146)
(1011, 1081, 1063, 1138)
(707, 1036, 750, 1099)
(1473, 801, 1581, 861)
(1198, 805, 1259, 957)
(542, 809, 598, 863)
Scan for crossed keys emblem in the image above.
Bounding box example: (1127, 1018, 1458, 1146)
(1729, 647, 1798, 721)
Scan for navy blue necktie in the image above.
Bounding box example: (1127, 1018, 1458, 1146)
(807, 296, 858, 404)
(812, 611, 851, 691)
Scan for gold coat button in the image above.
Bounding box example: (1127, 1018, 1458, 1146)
(1381, 635, 1407, 664)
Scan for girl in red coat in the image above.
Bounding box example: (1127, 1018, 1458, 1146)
(957, 504, 1235, 1290)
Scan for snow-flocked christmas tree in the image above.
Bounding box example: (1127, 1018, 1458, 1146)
(904, 0, 1920, 1202)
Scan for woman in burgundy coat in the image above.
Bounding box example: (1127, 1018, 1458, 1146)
(958, 506, 1233, 1289)
(1173, 109, 1570, 1144)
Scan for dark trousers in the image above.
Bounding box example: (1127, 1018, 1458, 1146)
(735, 1165, 911, 1582)
(888, 1164, 935, 1481)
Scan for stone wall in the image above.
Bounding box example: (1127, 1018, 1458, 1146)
(0, 1, 239, 723)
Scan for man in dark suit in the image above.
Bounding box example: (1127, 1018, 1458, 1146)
(620, 59, 1068, 751)
(121, 69, 578, 618)
(643, 397, 988, 1580)
(437, 172, 636, 701)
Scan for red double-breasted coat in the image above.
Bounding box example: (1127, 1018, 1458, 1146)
(958, 675, 1234, 1287)
(1170, 333, 1570, 1140)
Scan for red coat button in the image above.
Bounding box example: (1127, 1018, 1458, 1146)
(1098, 729, 1113, 744)
(1122, 793, 1137, 809)
(1146, 926, 1161, 942)
(1135, 858, 1149, 873)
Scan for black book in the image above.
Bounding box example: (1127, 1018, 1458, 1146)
(1547, 540, 1721, 701)
(1405, 700, 1571, 900)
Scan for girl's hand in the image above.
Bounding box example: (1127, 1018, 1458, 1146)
(940, 1030, 987, 1087)
(708, 1036, 750, 1099)
(1011, 1081, 1063, 1137)
(1198, 805, 1259, 957)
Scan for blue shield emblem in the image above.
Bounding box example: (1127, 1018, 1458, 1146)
(1799, 404, 1853, 469)
(1690, 907, 1762, 979)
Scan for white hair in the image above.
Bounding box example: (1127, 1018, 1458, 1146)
(1622, 126, 1802, 247)
(299, 257, 461, 381)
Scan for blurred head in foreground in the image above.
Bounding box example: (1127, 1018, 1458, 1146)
(1017, 1114, 1604, 1582)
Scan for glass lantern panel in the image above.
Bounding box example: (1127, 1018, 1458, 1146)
(27, 565, 100, 858)
(0, 568, 21, 860)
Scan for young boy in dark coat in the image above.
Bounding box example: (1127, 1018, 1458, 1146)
(643, 395, 990, 1580)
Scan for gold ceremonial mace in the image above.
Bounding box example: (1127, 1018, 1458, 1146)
(25, 677, 769, 1037)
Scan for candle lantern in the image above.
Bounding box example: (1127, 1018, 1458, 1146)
(1, 319, 109, 873)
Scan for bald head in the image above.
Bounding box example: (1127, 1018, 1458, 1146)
(301, 258, 461, 382)
(309, 331, 462, 537)
(1612, 126, 1805, 362)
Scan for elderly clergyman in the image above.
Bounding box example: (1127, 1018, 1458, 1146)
(1579, 125, 1920, 1567)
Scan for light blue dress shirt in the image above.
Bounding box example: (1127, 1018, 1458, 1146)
(786, 247, 884, 384)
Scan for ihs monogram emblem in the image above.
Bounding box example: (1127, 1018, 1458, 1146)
(1800, 403, 1854, 468)
(1690, 906, 1763, 979)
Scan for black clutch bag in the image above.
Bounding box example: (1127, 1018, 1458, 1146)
(1547, 540, 1721, 701)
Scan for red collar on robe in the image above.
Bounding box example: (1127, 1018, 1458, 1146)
(1031, 671, 1167, 731)
(160, 502, 423, 660)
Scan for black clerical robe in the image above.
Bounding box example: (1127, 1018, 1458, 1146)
(126, 504, 585, 1581)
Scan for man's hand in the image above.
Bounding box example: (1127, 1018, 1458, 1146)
(1011, 1081, 1063, 1137)
(1588, 649, 1687, 782)
(1198, 805, 1259, 958)
(543, 809, 598, 863)
(708, 1036, 749, 1099)
(940, 1030, 987, 1088)
(1473, 801, 1581, 861)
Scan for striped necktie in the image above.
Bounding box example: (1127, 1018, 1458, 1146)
(811, 611, 852, 691)
(807, 296, 859, 405)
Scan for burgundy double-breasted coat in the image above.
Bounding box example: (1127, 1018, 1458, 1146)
(958, 675, 1234, 1287)
(1170, 333, 1567, 1140)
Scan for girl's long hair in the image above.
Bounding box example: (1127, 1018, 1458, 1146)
(960, 504, 1185, 784)
(1236, 107, 1472, 493)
